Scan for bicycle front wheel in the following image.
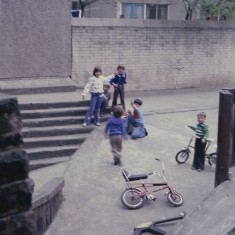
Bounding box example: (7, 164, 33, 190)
(167, 191, 184, 207)
(208, 152, 217, 168)
(121, 188, 144, 209)
(175, 150, 190, 164)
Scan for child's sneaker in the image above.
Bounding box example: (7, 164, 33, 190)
(95, 123, 101, 126)
(82, 123, 87, 127)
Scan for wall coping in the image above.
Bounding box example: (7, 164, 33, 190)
(72, 18, 235, 29)
(32, 177, 64, 209)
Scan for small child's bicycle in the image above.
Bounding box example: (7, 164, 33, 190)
(120, 158, 183, 209)
(175, 126, 217, 167)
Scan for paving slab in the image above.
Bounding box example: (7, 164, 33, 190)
(33, 88, 232, 235)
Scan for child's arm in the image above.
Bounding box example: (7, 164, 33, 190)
(187, 125, 196, 131)
(110, 77, 118, 88)
(104, 119, 110, 135)
(131, 100, 138, 110)
(203, 124, 209, 139)
(102, 74, 114, 83)
(82, 78, 92, 100)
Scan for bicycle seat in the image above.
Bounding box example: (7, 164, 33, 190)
(122, 169, 148, 181)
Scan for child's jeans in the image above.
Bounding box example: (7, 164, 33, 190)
(84, 93, 101, 125)
(192, 138, 206, 170)
(125, 115, 145, 139)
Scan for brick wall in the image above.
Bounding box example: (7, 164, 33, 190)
(72, 19, 235, 91)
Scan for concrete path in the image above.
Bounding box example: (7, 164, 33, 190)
(42, 88, 222, 235)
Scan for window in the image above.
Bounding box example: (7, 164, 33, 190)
(121, 3, 144, 19)
(71, 1, 81, 18)
(72, 1, 78, 10)
(146, 4, 168, 20)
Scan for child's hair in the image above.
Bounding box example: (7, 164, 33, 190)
(117, 64, 125, 70)
(93, 66, 102, 76)
(133, 99, 143, 106)
(103, 83, 110, 89)
(197, 112, 206, 118)
(113, 105, 124, 118)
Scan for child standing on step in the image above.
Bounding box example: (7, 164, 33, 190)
(110, 65, 127, 111)
(188, 112, 209, 172)
(100, 83, 111, 117)
(82, 66, 104, 127)
(105, 105, 127, 166)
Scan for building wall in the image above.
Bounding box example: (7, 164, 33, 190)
(72, 19, 235, 91)
(85, 0, 190, 20)
(0, 0, 71, 79)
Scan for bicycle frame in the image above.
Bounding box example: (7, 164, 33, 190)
(121, 166, 177, 198)
(184, 136, 212, 158)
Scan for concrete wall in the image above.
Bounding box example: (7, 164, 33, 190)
(72, 19, 235, 91)
(0, 0, 71, 79)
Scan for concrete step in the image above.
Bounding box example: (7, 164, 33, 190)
(23, 134, 88, 149)
(19, 100, 90, 110)
(22, 116, 84, 128)
(22, 125, 95, 138)
(29, 156, 70, 171)
(22, 114, 110, 128)
(21, 107, 88, 119)
(26, 145, 79, 160)
(0, 77, 77, 95)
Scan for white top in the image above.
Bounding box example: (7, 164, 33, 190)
(82, 74, 114, 96)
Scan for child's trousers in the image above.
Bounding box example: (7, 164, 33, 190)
(109, 135, 122, 164)
(112, 86, 125, 110)
(193, 138, 206, 170)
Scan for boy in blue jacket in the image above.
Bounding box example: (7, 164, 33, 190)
(110, 65, 127, 111)
(105, 105, 127, 166)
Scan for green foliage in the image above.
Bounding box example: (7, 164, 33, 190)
(201, 0, 235, 20)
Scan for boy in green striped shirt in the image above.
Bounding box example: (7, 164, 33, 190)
(188, 112, 209, 172)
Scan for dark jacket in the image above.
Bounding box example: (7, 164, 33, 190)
(110, 73, 127, 86)
(105, 116, 127, 137)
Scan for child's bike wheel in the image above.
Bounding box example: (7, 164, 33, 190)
(121, 188, 144, 209)
(175, 150, 189, 164)
(167, 192, 184, 207)
(208, 152, 217, 168)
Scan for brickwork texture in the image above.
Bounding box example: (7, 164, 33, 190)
(72, 19, 235, 91)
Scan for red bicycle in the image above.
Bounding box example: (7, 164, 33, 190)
(120, 159, 183, 209)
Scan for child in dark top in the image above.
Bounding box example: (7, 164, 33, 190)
(110, 65, 127, 111)
(188, 112, 209, 172)
(125, 99, 148, 139)
(105, 105, 127, 166)
(100, 83, 111, 117)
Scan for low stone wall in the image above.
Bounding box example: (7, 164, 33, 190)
(32, 177, 64, 235)
(0, 93, 35, 235)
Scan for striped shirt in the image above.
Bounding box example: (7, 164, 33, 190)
(190, 123, 209, 139)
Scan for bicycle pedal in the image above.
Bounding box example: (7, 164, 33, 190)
(146, 195, 156, 200)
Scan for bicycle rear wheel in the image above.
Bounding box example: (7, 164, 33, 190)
(167, 191, 183, 207)
(121, 188, 144, 209)
(208, 152, 217, 168)
(175, 150, 190, 164)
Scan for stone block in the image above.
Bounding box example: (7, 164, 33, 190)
(0, 180, 32, 217)
(0, 95, 21, 135)
(0, 211, 35, 235)
(0, 149, 29, 186)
